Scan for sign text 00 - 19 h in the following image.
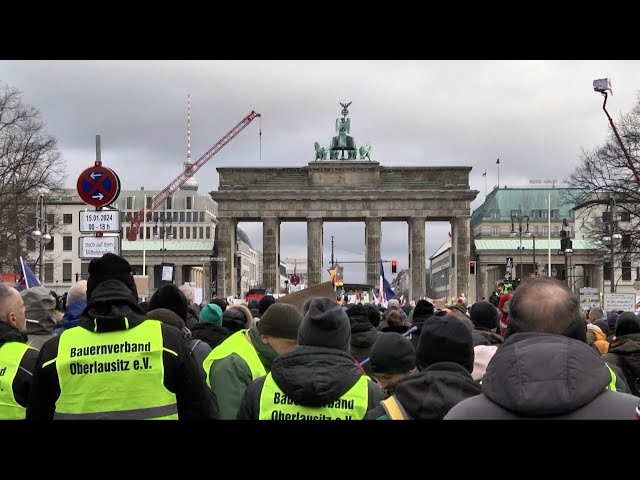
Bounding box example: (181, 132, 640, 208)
(76, 165, 121, 207)
(79, 209, 121, 233)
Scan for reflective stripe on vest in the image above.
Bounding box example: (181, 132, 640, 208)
(605, 363, 618, 391)
(258, 373, 369, 420)
(203, 329, 266, 388)
(54, 319, 178, 420)
(0, 342, 35, 420)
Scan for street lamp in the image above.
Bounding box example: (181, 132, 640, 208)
(601, 196, 623, 293)
(154, 213, 173, 263)
(559, 218, 573, 288)
(31, 194, 52, 281)
(510, 212, 531, 282)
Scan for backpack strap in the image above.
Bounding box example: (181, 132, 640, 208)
(189, 339, 202, 355)
(380, 396, 409, 420)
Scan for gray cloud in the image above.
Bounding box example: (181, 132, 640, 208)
(2, 60, 639, 283)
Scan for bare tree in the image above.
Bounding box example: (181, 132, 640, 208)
(0, 82, 65, 275)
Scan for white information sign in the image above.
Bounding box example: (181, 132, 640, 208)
(162, 265, 174, 281)
(79, 236, 120, 259)
(603, 293, 636, 313)
(79, 210, 121, 233)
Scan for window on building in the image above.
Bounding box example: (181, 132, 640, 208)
(63, 263, 72, 282)
(490, 211, 499, 220)
(531, 210, 539, 219)
(542, 226, 549, 236)
(534, 225, 540, 235)
(145, 212, 151, 222)
(186, 212, 192, 223)
(551, 210, 559, 219)
(541, 211, 548, 220)
(146, 196, 153, 209)
(602, 211, 612, 223)
(81, 262, 90, 279)
(622, 234, 632, 249)
(604, 262, 612, 281)
(153, 212, 159, 222)
(199, 227, 203, 239)
(179, 227, 184, 239)
(27, 237, 36, 251)
(47, 214, 54, 225)
(186, 197, 192, 209)
(166, 196, 172, 210)
(510, 210, 521, 218)
(63, 214, 73, 224)
(491, 226, 500, 236)
(180, 212, 185, 222)
(63, 236, 72, 251)
(620, 212, 631, 222)
(126, 197, 133, 210)
(193, 227, 197, 239)
(146, 227, 151, 239)
(44, 263, 54, 283)
(173, 227, 177, 239)
(206, 227, 211, 239)
(553, 226, 559, 236)
(185, 227, 190, 239)
(44, 237, 54, 251)
(125, 227, 130, 239)
(622, 261, 632, 281)
(200, 212, 205, 222)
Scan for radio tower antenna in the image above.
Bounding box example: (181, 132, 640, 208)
(187, 93, 192, 163)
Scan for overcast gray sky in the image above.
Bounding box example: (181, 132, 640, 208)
(2, 60, 639, 283)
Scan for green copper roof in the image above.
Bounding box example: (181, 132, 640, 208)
(471, 187, 585, 225)
(475, 238, 601, 251)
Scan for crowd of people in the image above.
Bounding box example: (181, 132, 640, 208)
(1, 252, 639, 420)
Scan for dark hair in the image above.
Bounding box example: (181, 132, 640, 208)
(507, 276, 582, 336)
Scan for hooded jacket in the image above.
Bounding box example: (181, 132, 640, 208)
(444, 333, 639, 419)
(26, 279, 218, 420)
(0, 321, 39, 412)
(349, 316, 382, 377)
(53, 299, 87, 335)
(365, 362, 482, 420)
(408, 312, 435, 350)
(208, 325, 278, 420)
(587, 324, 610, 355)
(21, 287, 58, 350)
(190, 322, 231, 350)
(236, 345, 387, 420)
(471, 328, 504, 347)
(602, 332, 640, 396)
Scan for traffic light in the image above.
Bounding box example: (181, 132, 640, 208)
(391, 260, 397, 274)
(469, 261, 476, 275)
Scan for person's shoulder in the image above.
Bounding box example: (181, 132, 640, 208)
(443, 394, 510, 420)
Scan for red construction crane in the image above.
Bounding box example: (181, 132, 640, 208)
(127, 110, 261, 241)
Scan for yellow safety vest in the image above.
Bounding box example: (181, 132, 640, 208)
(0, 342, 35, 420)
(203, 329, 266, 388)
(50, 319, 178, 420)
(258, 373, 369, 420)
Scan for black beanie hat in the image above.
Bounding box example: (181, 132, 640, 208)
(148, 284, 188, 321)
(369, 332, 416, 374)
(417, 314, 474, 373)
(257, 303, 303, 340)
(413, 299, 434, 317)
(470, 301, 499, 330)
(86, 253, 138, 301)
(616, 311, 640, 337)
(298, 297, 351, 353)
(259, 295, 276, 315)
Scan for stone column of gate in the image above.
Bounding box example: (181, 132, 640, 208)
(478, 262, 488, 302)
(216, 218, 237, 298)
(594, 263, 604, 296)
(307, 217, 323, 287)
(263, 217, 281, 294)
(365, 217, 382, 288)
(451, 216, 471, 300)
(408, 217, 426, 302)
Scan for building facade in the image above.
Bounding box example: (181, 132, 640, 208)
(429, 241, 452, 300)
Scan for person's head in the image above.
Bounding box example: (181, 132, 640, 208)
(146, 308, 186, 330)
(256, 303, 303, 355)
(148, 284, 188, 321)
(387, 299, 400, 311)
(0, 284, 26, 333)
(470, 301, 499, 331)
(369, 332, 416, 393)
(210, 298, 228, 312)
(199, 303, 224, 326)
(413, 299, 434, 318)
(497, 282, 504, 293)
(298, 297, 351, 353)
(505, 276, 586, 342)
(346, 303, 368, 325)
(615, 311, 640, 337)
(588, 307, 605, 323)
(258, 295, 276, 315)
(86, 253, 138, 302)
(178, 283, 195, 307)
(385, 309, 404, 327)
(417, 314, 474, 372)
(21, 286, 57, 334)
(67, 280, 88, 307)
(222, 305, 253, 332)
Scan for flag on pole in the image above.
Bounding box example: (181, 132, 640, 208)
(496, 158, 500, 164)
(482, 171, 487, 176)
(19, 256, 41, 289)
(379, 261, 395, 306)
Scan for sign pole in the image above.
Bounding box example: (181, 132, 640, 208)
(143, 194, 147, 277)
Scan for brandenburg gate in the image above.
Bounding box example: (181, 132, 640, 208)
(211, 103, 478, 301)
